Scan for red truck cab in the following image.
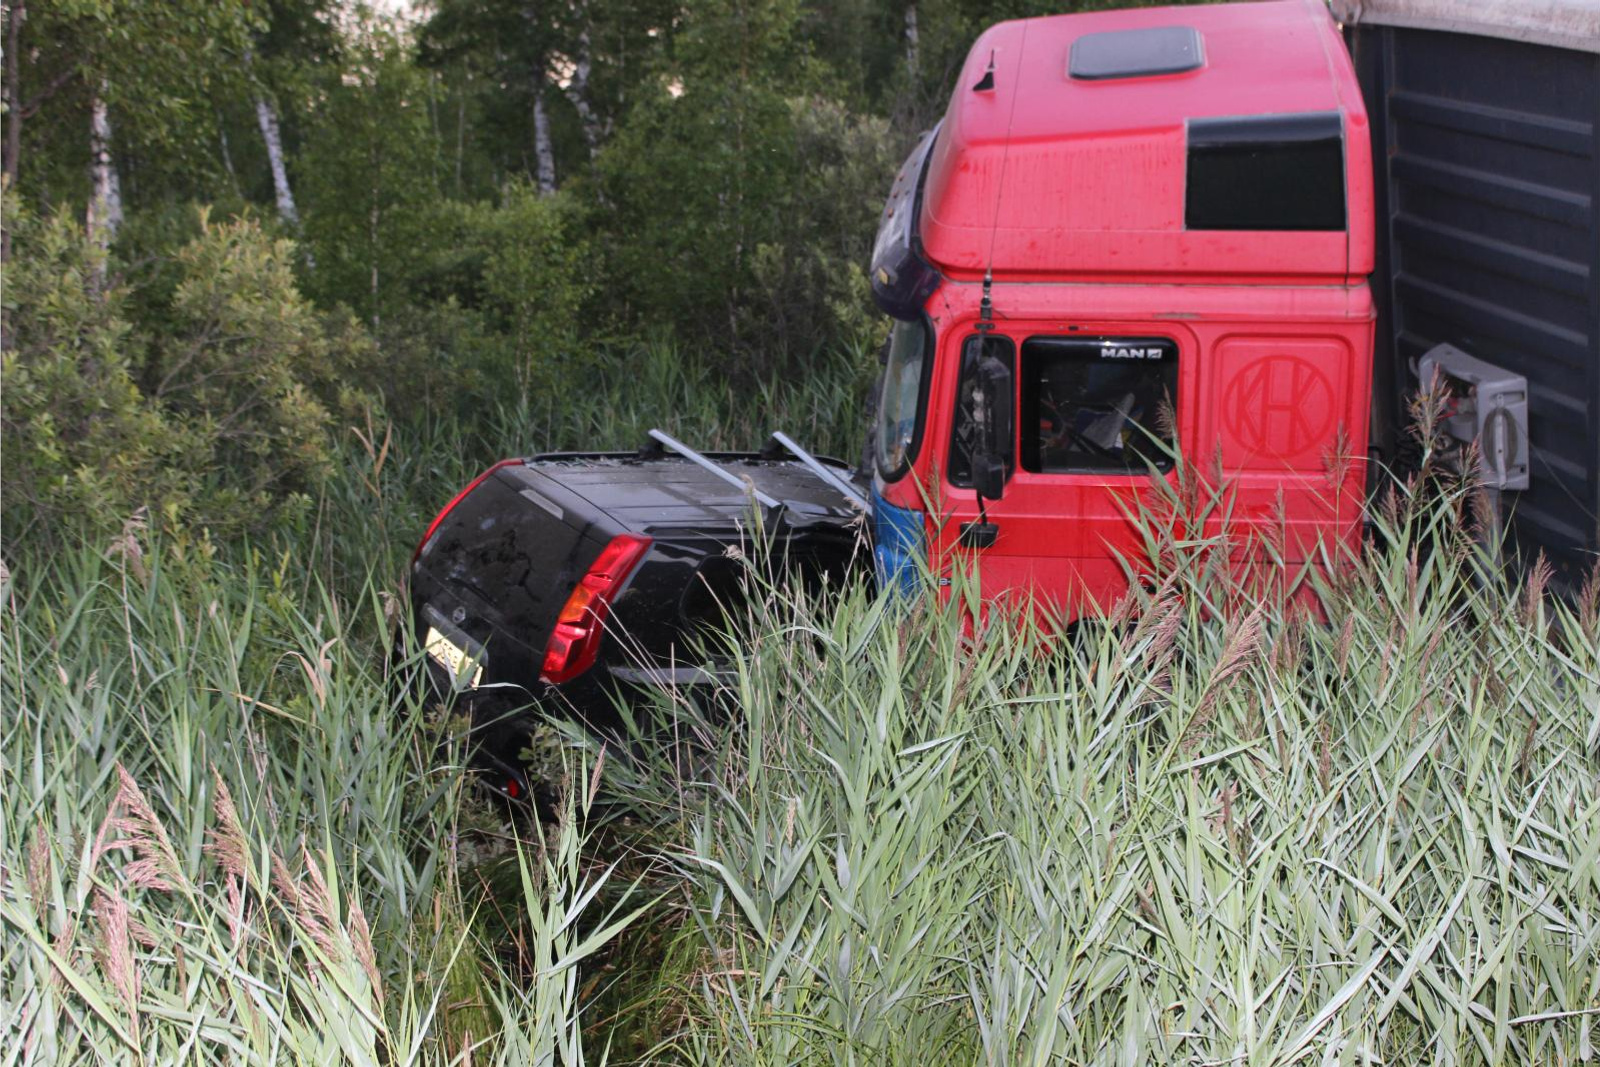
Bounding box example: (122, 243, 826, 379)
(869, 0, 1376, 617)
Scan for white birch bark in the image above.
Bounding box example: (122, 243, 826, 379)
(255, 95, 301, 227)
(218, 116, 241, 195)
(566, 29, 601, 158)
(89, 84, 123, 248)
(533, 88, 556, 194)
(456, 91, 466, 192)
(904, 4, 920, 76)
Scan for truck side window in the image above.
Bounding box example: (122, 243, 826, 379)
(875, 318, 932, 480)
(1020, 336, 1177, 474)
(948, 335, 1016, 487)
(1186, 112, 1345, 232)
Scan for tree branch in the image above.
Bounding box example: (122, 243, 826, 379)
(20, 65, 79, 119)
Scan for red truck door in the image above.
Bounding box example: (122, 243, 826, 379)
(933, 323, 1196, 621)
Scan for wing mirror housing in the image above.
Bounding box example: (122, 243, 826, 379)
(971, 351, 1013, 502)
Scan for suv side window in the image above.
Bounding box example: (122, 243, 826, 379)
(1020, 336, 1178, 473)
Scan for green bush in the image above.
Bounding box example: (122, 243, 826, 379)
(2, 202, 382, 543)
(149, 212, 380, 534)
(319, 182, 594, 421)
(743, 97, 899, 357)
(1, 202, 195, 541)
(592, 6, 901, 377)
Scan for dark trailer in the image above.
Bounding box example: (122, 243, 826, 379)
(1337, 0, 1600, 583)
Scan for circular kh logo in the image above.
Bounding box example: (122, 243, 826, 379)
(1222, 355, 1335, 454)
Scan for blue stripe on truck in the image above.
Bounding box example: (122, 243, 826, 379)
(871, 487, 925, 596)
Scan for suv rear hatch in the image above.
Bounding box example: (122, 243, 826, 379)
(408, 438, 864, 732)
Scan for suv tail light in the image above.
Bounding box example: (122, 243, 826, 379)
(540, 534, 653, 684)
(412, 459, 521, 563)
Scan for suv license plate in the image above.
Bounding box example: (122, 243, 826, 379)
(424, 626, 484, 689)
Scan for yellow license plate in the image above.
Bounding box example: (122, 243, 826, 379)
(424, 626, 484, 689)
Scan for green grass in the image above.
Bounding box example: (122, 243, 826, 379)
(0, 537, 651, 1064)
(3, 345, 1597, 1064)
(629, 479, 1600, 1064)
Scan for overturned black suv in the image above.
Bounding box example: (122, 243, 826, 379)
(406, 430, 865, 795)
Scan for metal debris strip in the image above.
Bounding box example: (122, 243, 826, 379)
(766, 431, 870, 511)
(646, 428, 783, 510)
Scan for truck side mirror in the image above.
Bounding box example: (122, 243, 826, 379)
(972, 352, 1013, 502)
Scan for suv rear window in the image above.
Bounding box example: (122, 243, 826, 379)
(1021, 336, 1178, 473)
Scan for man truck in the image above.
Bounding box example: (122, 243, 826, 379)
(406, 0, 1600, 792)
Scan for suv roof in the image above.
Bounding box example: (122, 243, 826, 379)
(528, 453, 861, 534)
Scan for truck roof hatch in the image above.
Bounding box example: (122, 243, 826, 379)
(1068, 26, 1204, 81)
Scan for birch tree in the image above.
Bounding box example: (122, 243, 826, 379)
(533, 88, 557, 194)
(1, 0, 254, 250)
(416, 0, 674, 192)
(244, 0, 341, 231)
(87, 81, 122, 253)
(255, 85, 301, 228)
(564, 27, 602, 158)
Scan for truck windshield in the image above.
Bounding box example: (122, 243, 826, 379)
(876, 319, 930, 479)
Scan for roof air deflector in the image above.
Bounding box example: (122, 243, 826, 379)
(1068, 26, 1203, 80)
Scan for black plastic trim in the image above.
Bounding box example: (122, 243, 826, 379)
(1069, 26, 1204, 80)
(1186, 111, 1347, 231)
(871, 125, 945, 321)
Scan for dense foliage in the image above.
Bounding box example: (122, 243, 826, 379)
(9, 1, 1593, 1064)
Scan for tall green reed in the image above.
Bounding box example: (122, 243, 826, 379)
(621, 462, 1599, 1065)
(0, 541, 638, 1064)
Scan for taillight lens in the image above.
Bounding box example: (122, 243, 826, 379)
(412, 459, 521, 563)
(540, 534, 653, 684)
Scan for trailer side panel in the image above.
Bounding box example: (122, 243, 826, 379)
(1348, 23, 1600, 579)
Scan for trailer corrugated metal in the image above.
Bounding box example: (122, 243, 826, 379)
(1336, 0, 1600, 582)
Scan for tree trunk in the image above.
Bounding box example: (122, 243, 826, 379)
(455, 89, 466, 194)
(217, 112, 241, 197)
(533, 87, 556, 194)
(88, 82, 123, 252)
(255, 94, 301, 228)
(566, 29, 601, 158)
(2, 0, 23, 262)
(3, 0, 22, 186)
(368, 142, 380, 331)
(904, 4, 919, 77)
